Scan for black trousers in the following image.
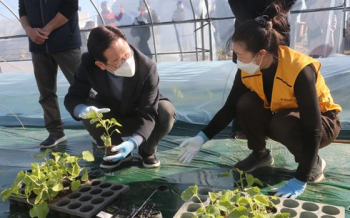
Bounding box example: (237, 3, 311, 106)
(236, 91, 341, 160)
(82, 99, 176, 155)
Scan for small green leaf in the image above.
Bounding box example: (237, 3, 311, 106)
(52, 182, 63, 192)
(71, 180, 81, 191)
(227, 206, 248, 218)
(196, 207, 206, 214)
(216, 204, 229, 212)
(181, 185, 198, 201)
(66, 156, 78, 164)
(245, 173, 255, 187)
(88, 112, 97, 119)
(34, 190, 43, 205)
(29, 201, 49, 218)
(247, 186, 260, 197)
(237, 196, 249, 206)
(90, 117, 99, 124)
(34, 149, 51, 159)
(209, 192, 217, 203)
(82, 151, 94, 162)
(71, 163, 81, 178)
(81, 168, 89, 181)
(253, 195, 269, 206)
(0, 189, 11, 201)
(253, 178, 263, 186)
(205, 205, 220, 215)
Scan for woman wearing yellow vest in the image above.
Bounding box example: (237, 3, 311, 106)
(177, 4, 341, 199)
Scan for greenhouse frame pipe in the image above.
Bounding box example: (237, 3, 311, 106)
(189, 0, 199, 61)
(89, 0, 105, 26)
(204, 0, 213, 61)
(142, 0, 158, 62)
(0, 0, 20, 21)
(340, 0, 347, 54)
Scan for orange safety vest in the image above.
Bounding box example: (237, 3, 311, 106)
(241, 46, 342, 113)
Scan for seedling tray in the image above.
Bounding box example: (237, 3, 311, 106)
(173, 186, 345, 218)
(9, 179, 129, 218)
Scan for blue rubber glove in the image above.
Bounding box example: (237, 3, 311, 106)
(103, 138, 137, 162)
(271, 178, 307, 199)
(78, 106, 110, 119)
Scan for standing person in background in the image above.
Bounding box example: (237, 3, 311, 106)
(178, 4, 341, 199)
(227, 0, 297, 139)
(130, 0, 160, 60)
(98, 1, 124, 27)
(18, 0, 82, 148)
(137, 0, 161, 24)
(172, 1, 186, 22)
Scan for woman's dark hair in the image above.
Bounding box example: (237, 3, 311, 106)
(87, 26, 127, 63)
(232, 3, 288, 56)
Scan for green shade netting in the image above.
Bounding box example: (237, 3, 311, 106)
(0, 122, 349, 217)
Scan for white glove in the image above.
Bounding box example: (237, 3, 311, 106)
(79, 106, 110, 119)
(178, 131, 208, 164)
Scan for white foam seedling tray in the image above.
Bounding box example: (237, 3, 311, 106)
(173, 187, 345, 218)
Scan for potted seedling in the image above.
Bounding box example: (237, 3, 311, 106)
(89, 112, 122, 156)
(181, 169, 290, 218)
(0, 149, 94, 218)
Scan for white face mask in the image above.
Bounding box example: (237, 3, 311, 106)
(237, 55, 262, 74)
(110, 56, 136, 77)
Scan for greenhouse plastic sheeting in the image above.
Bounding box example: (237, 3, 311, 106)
(1, 57, 350, 129)
(0, 60, 349, 217)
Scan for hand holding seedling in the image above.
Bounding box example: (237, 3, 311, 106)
(103, 138, 137, 162)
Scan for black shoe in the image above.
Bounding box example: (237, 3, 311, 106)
(234, 149, 274, 173)
(100, 153, 133, 169)
(138, 149, 160, 168)
(307, 155, 326, 183)
(40, 133, 67, 148)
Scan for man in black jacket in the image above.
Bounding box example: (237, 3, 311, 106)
(19, 0, 82, 148)
(64, 26, 176, 169)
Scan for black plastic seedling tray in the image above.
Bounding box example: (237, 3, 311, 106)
(9, 179, 129, 218)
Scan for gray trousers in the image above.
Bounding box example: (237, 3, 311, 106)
(31, 48, 81, 136)
(82, 99, 176, 155)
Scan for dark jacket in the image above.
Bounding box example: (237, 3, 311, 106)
(64, 46, 165, 140)
(18, 0, 81, 53)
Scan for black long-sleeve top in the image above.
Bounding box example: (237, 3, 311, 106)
(202, 61, 322, 182)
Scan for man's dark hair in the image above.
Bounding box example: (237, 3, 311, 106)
(87, 26, 127, 63)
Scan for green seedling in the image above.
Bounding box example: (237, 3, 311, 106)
(181, 169, 290, 218)
(1, 149, 94, 218)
